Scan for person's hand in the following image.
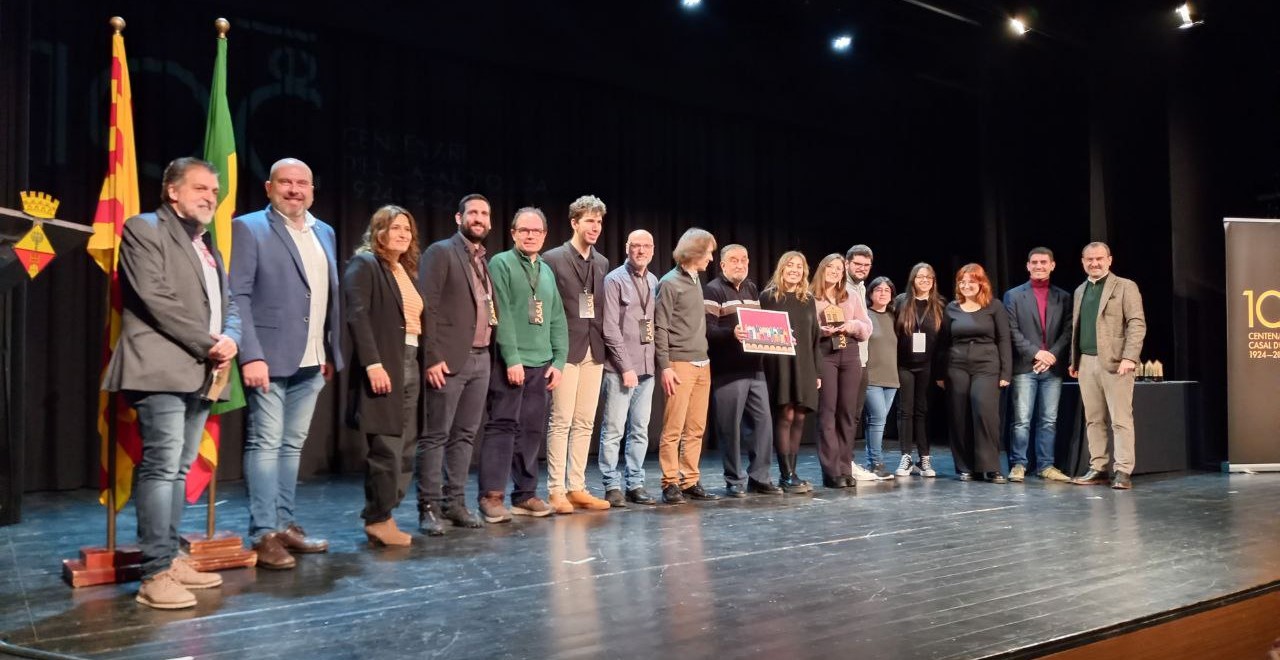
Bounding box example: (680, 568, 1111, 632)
(733, 325, 748, 342)
(1034, 350, 1057, 366)
(1068, 365, 1078, 378)
(546, 366, 562, 391)
(820, 325, 836, 337)
(816, 378, 822, 390)
(622, 370, 639, 388)
(936, 379, 946, 389)
(321, 362, 334, 381)
(507, 363, 525, 387)
(662, 367, 681, 397)
(208, 334, 238, 363)
(425, 361, 450, 389)
(1117, 358, 1137, 375)
(999, 379, 1010, 388)
(242, 359, 270, 393)
(368, 366, 392, 394)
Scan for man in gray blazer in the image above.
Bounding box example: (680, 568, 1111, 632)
(1002, 247, 1073, 483)
(414, 193, 495, 533)
(1068, 242, 1146, 490)
(229, 158, 342, 568)
(103, 157, 241, 609)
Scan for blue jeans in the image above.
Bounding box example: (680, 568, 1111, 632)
(862, 385, 897, 467)
(130, 392, 210, 579)
(1008, 370, 1062, 472)
(597, 372, 655, 492)
(243, 366, 325, 541)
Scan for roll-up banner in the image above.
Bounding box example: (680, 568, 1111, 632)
(1224, 218, 1280, 472)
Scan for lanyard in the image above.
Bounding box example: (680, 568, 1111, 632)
(573, 249, 596, 293)
(520, 252, 540, 298)
(629, 267, 652, 315)
(468, 247, 492, 296)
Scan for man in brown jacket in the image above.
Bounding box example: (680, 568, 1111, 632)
(1068, 242, 1146, 490)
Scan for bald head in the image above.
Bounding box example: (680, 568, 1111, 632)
(626, 229, 655, 272)
(265, 157, 315, 224)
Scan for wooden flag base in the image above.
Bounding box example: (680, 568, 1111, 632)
(180, 530, 257, 571)
(61, 546, 142, 588)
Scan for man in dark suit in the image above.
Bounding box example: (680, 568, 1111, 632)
(414, 194, 495, 533)
(1002, 247, 1073, 483)
(1068, 241, 1146, 490)
(104, 157, 241, 609)
(229, 158, 342, 568)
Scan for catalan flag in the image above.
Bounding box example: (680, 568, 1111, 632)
(187, 23, 242, 503)
(86, 21, 142, 511)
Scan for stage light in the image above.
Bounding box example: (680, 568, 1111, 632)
(1008, 17, 1030, 36)
(1176, 3, 1203, 29)
(832, 34, 853, 52)
(681, 0, 702, 9)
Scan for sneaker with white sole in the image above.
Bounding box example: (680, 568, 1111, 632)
(1009, 464, 1027, 483)
(894, 453, 914, 477)
(919, 455, 936, 477)
(851, 462, 891, 481)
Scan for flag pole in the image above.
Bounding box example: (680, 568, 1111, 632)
(205, 17, 230, 543)
(103, 14, 126, 555)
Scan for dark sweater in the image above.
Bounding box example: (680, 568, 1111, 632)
(894, 294, 941, 370)
(703, 274, 763, 380)
(541, 241, 609, 364)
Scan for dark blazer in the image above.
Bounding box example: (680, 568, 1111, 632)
(541, 242, 608, 364)
(419, 232, 487, 373)
(1002, 281, 1072, 377)
(103, 204, 241, 397)
(342, 252, 426, 436)
(230, 206, 344, 377)
(1070, 274, 1146, 372)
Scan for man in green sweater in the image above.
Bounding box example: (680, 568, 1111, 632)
(477, 207, 568, 522)
(1068, 241, 1146, 490)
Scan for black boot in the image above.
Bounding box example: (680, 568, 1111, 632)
(781, 454, 813, 494)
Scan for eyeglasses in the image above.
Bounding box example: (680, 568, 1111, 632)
(513, 227, 546, 236)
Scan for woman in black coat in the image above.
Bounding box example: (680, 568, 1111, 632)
(343, 204, 426, 546)
(760, 251, 821, 493)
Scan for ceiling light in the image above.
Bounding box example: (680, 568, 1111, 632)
(1008, 17, 1029, 36)
(1176, 3, 1203, 29)
(681, 0, 702, 9)
(832, 34, 853, 52)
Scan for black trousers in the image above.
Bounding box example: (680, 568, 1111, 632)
(478, 357, 550, 504)
(362, 349, 420, 523)
(416, 348, 490, 511)
(945, 343, 1002, 474)
(817, 345, 860, 479)
(896, 365, 932, 458)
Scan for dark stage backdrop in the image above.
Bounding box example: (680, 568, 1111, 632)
(10, 0, 1276, 494)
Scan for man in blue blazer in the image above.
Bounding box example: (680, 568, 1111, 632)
(230, 158, 343, 568)
(1002, 247, 1073, 483)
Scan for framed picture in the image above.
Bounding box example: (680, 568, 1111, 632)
(736, 307, 795, 356)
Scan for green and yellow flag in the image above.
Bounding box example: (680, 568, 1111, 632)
(188, 20, 241, 502)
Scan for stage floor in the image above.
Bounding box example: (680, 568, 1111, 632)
(2, 451, 1278, 659)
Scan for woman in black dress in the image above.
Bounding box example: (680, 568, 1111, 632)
(760, 251, 821, 493)
(935, 263, 1012, 483)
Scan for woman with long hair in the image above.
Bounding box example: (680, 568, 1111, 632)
(863, 276, 899, 479)
(760, 251, 821, 493)
(893, 263, 945, 477)
(343, 205, 426, 546)
(935, 263, 1012, 483)
(811, 253, 872, 488)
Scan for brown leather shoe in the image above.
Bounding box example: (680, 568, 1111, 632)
(253, 532, 297, 569)
(567, 490, 611, 511)
(364, 518, 412, 547)
(280, 523, 329, 553)
(548, 492, 574, 515)
(1072, 469, 1109, 485)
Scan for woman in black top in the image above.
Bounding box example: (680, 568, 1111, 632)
(761, 251, 820, 494)
(893, 263, 945, 477)
(934, 263, 1012, 483)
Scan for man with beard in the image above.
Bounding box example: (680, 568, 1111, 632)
(414, 194, 496, 533)
(843, 244, 889, 481)
(703, 244, 782, 497)
(104, 157, 240, 608)
(230, 158, 342, 568)
(540, 195, 612, 513)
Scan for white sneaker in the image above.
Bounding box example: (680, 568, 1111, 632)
(920, 455, 937, 478)
(851, 462, 891, 481)
(894, 454, 914, 477)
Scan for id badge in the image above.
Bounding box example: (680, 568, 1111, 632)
(639, 317, 654, 344)
(912, 331, 926, 353)
(579, 292, 595, 319)
(832, 334, 848, 351)
(528, 297, 544, 325)
(485, 296, 499, 327)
